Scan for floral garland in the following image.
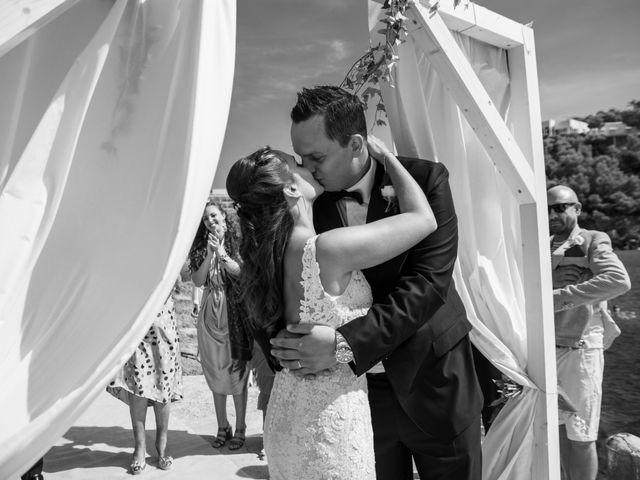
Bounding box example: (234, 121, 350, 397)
(340, 0, 461, 129)
(340, 0, 411, 128)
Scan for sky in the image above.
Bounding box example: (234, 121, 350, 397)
(214, 0, 640, 188)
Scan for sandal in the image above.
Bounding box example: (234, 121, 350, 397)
(130, 458, 146, 475)
(158, 455, 173, 471)
(228, 428, 246, 450)
(211, 424, 232, 448)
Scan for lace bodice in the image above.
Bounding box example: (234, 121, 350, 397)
(264, 236, 375, 480)
(299, 235, 372, 328)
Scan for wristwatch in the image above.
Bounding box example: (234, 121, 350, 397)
(335, 331, 354, 364)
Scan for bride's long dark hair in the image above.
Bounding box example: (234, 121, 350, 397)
(226, 147, 294, 333)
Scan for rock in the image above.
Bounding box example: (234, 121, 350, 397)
(606, 433, 640, 479)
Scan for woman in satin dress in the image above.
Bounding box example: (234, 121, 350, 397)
(188, 200, 252, 450)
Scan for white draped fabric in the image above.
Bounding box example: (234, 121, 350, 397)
(0, 0, 235, 477)
(368, 3, 542, 479)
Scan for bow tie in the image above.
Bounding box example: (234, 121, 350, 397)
(325, 190, 364, 204)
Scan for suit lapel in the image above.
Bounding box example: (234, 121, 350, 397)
(550, 225, 585, 269)
(550, 239, 568, 270)
(363, 164, 400, 291)
(366, 161, 388, 224)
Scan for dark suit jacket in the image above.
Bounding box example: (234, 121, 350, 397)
(314, 157, 482, 439)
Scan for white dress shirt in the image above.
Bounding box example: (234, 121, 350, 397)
(336, 159, 376, 226)
(335, 160, 385, 374)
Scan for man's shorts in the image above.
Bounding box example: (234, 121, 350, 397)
(556, 347, 604, 442)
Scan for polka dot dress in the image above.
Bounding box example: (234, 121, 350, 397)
(107, 297, 183, 405)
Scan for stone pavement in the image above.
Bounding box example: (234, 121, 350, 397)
(43, 375, 269, 479)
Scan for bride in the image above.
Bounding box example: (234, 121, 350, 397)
(226, 136, 435, 479)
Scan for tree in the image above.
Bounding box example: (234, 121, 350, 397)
(619, 150, 640, 175)
(621, 100, 640, 129)
(544, 106, 640, 248)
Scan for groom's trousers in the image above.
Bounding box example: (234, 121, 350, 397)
(367, 372, 482, 480)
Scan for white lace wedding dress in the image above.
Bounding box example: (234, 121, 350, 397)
(264, 236, 376, 480)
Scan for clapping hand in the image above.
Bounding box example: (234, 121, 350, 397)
(207, 233, 221, 256)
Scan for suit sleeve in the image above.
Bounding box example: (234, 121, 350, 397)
(554, 232, 631, 311)
(252, 327, 282, 373)
(337, 163, 458, 375)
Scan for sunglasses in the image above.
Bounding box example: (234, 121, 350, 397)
(548, 203, 576, 214)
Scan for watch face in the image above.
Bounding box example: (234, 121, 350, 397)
(336, 347, 354, 364)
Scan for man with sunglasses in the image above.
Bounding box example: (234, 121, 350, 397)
(548, 185, 631, 480)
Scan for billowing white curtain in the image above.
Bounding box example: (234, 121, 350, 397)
(0, 0, 235, 477)
(368, 2, 542, 479)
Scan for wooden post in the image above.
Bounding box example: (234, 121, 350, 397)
(508, 24, 561, 479)
(408, 1, 535, 204)
(435, 0, 525, 49)
(401, 2, 560, 478)
(0, 0, 81, 58)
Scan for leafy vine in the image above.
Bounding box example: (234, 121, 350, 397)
(340, 0, 461, 129)
(340, 0, 412, 128)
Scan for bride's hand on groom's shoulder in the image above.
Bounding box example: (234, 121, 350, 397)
(270, 324, 338, 376)
(367, 135, 392, 164)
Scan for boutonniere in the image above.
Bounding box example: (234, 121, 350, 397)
(380, 185, 398, 213)
(564, 234, 585, 257)
(567, 235, 584, 248)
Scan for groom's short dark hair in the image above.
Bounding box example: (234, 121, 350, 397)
(291, 86, 367, 147)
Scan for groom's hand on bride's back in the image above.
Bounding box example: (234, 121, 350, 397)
(270, 324, 338, 376)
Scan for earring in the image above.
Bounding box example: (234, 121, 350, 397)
(284, 184, 300, 198)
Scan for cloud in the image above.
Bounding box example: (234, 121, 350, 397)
(327, 40, 350, 63)
(237, 39, 353, 68)
(321, 0, 352, 9)
(227, 0, 368, 115)
(230, 38, 359, 112)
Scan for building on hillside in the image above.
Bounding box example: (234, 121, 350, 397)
(600, 121, 633, 137)
(210, 188, 232, 205)
(542, 119, 555, 136)
(600, 121, 636, 147)
(210, 188, 233, 208)
(556, 118, 589, 135)
(542, 118, 589, 136)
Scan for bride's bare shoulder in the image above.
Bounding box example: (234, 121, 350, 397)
(286, 228, 314, 255)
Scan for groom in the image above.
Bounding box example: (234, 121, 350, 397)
(270, 85, 483, 480)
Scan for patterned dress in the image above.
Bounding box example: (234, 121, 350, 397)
(264, 236, 376, 479)
(107, 297, 183, 405)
